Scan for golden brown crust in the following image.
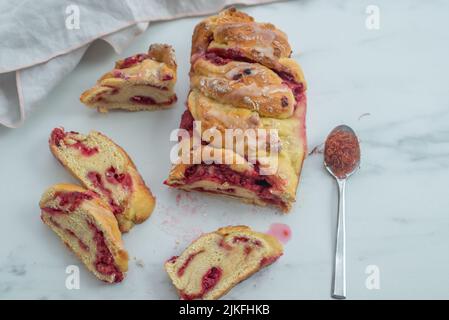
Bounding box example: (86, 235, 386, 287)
(165, 225, 283, 300)
(191, 8, 304, 80)
(146, 43, 177, 70)
(216, 225, 283, 255)
(49, 129, 155, 232)
(191, 7, 255, 58)
(40, 183, 128, 282)
(190, 58, 295, 118)
(80, 43, 177, 112)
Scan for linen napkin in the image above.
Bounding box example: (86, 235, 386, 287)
(0, 0, 280, 128)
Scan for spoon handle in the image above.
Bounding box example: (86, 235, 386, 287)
(332, 178, 346, 299)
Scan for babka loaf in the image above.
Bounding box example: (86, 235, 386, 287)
(165, 8, 307, 212)
(80, 43, 177, 112)
(165, 225, 283, 300)
(49, 127, 155, 232)
(40, 183, 128, 283)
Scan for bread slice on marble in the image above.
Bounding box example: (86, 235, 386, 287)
(80, 43, 177, 112)
(165, 225, 283, 300)
(40, 183, 128, 283)
(49, 127, 155, 232)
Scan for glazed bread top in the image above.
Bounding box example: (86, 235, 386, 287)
(168, 8, 307, 208)
(109, 43, 177, 89)
(191, 8, 305, 84)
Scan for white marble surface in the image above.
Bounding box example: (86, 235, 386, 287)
(1, 0, 449, 299)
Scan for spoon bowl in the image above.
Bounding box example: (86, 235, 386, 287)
(324, 124, 361, 180)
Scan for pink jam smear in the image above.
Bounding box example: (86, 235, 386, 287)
(266, 223, 291, 244)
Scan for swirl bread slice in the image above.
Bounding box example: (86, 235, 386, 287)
(49, 128, 155, 232)
(40, 184, 128, 283)
(165, 225, 283, 300)
(80, 43, 177, 112)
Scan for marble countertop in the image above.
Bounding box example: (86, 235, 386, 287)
(1, 0, 448, 299)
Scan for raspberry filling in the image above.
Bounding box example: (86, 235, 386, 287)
(233, 236, 262, 247)
(162, 74, 174, 81)
(41, 191, 93, 218)
(41, 207, 64, 215)
(50, 128, 98, 157)
(87, 171, 123, 215)
(105, 167, 133, 190)
(219, 236, 263, 256)
(180, 266, 222, 300)
(232, 236, 250, 243)
(260, 255, 281, 268)
(233, 236, 262, 256)
(65, 228, 89, 252)
(179, 164, 286, 208)
(130, 96, 156, 105)
(71, 141, 98, 157)
(177, 250, 204, 277)
(87, 221, 123, 283)
(50, 127, 67, 146)
(282, 80, 305, 105)
(179, 109, 195, 133)
(130, 95, 177, 106)
(204, 48, 253, 65)
(218, 238, 233, 251)
(167, 256, 178, 264)
(170, 108, 288, 207)
(55, 191, 93, 211)
(117, 53, 148, 69)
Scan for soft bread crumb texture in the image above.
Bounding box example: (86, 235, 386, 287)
(80, 43, 177, 112)
(165, 225, 283, 300)
(40, 183, 128, 283)
(50, 128, 155, 232)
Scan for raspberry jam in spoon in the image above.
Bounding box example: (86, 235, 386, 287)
(324, 125, 360, 179)
(324, 125, 360, 299)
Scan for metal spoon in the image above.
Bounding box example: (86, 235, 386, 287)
(324, 125, 360, 299)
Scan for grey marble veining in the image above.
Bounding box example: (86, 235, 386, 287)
(1, 0, 448, 299)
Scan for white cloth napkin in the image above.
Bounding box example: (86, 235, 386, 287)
(0, 0, 279, 128)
